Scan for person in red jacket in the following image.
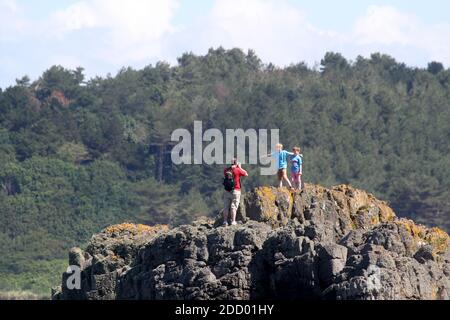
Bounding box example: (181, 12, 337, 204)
(223, 159, 248, 226)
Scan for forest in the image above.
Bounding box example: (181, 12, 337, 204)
(0, 48, 449, 296)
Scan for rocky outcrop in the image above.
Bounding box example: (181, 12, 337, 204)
(53, 184, 450, 300)
(53, 223, 169, 300)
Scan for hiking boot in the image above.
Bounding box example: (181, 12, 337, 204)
(223, 222, 229, 227)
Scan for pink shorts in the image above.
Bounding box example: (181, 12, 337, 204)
(291, 172, 302, 184)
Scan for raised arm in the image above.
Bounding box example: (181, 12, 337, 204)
(237, 164, 249, 177)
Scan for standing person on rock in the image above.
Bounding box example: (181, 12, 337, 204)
(290, 147, 303, 191)
(223, 159, 248, 227)
(264, 143, 294, 189)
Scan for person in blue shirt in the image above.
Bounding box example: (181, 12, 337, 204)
(267, 143, 294, 189)
(290, 147, 303, 191)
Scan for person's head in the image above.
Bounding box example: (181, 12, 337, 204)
(292, 147, 301, 155)
(275, 143, 283, 152)
(232, 158, 240, 167)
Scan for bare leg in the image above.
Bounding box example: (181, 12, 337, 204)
(283, 171, 292, 188)
(230, 192, 241, 225)
(292, 174, 299, 190)
(277, 170, 283, 188)
(231, 209, 237, 223)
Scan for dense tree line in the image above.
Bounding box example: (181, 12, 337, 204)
(0, 48, 449, 295)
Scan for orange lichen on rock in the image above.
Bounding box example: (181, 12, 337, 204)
(333, 185, 374, 212)
(394, 219, 449, 254)
(256, 186, 277, 203)
(105, 223, 169, 236)
(253, 187, 294, 226)
(376, 202, 396, 223)
(245, 184, 400, 231)
(395, 219, 426, 238)
(110, 254, 119, 262)
(330, 185, 396, 229)
(424, 227, 450, 254)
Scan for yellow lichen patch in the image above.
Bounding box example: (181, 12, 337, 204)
(110, 254, 119, 262)
(105, 223, 169, 236)
(350, 191, 371, 213)
(254, 187, 294, 225)
(424, 227, 450, 254)
(394, 219, 449, 254)
(284, 190, 295, 220)
(370, 213, 380, 225)
(334, 185, 376, 209)
(395, 219, 427, 239)
(332, 185, 350, 192)
(306, 183, 327, 192)
(255, 187, 279, 221)
(256, 187, 277, 203)
(305, 183, 328, 199)
(330, 189, 348, 211)
(331, 185, 365, 213)
(331, 185, 396, 230)
(377, 202, 396, 222)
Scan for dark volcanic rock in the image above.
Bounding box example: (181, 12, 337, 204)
(53, 184, 450, 300)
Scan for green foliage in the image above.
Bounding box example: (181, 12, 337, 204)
(0, 259, 67, 298)
(0, 49, 449, 296)
(131, 178, 209, 227)
(428, 61, 444, 75)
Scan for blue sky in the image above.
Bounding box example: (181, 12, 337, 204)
(1, 0, 450, 89)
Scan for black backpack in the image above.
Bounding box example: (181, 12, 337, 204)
(223, 168, 235, 192)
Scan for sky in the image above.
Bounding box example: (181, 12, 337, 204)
(1, 0, 450, 89)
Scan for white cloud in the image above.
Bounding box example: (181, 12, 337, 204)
(425, 23, 450, 64)
(198, 2, 450, 67)
(0, 0, 25, 40)
(353, 5, 450, 64)
(50, 0, 180, 64)
(53, 2, 98, 32)
(54, 0, 178, 39)
(1, 0, 18, 12)
(355, 5, 419, 46)
(198, 0, 334, 66)
(2, 1, 450, 89)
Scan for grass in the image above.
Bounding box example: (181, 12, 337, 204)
(0, 258, 68, 299)
(0, 290, 47, 300)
